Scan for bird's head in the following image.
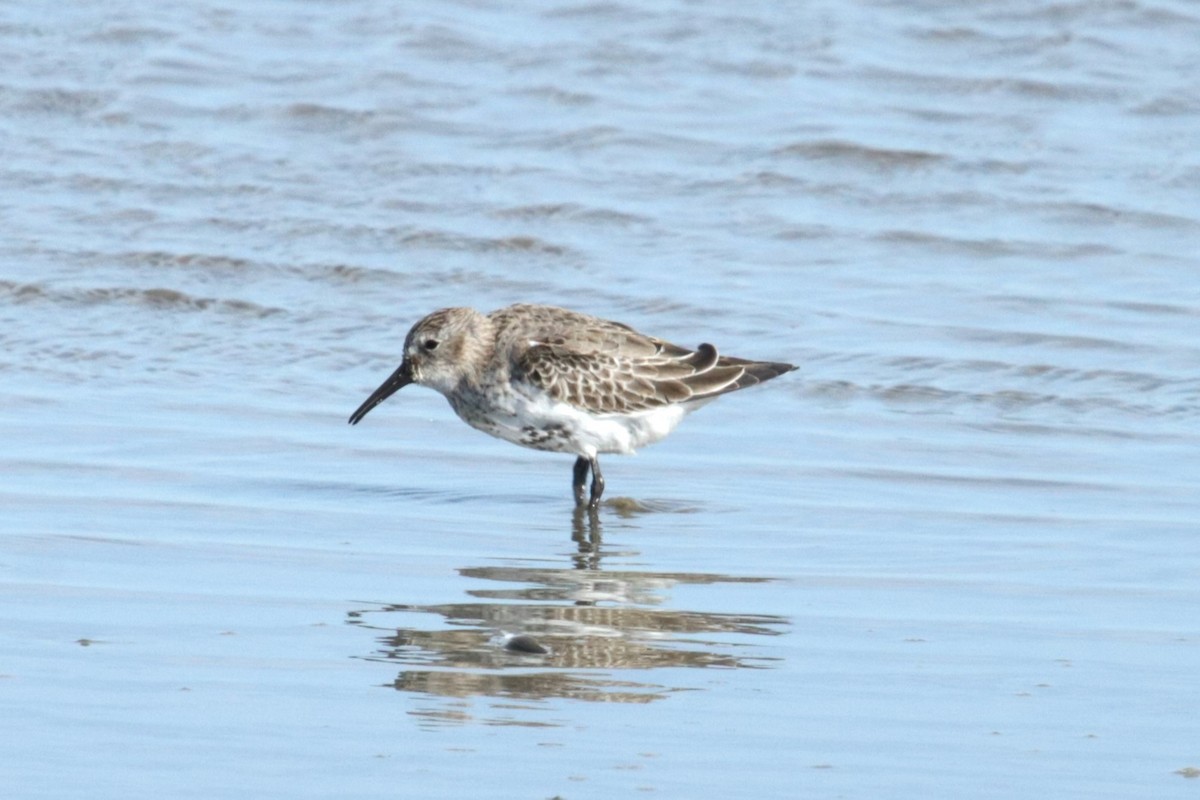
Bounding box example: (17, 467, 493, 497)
(348, 307, 490, 425)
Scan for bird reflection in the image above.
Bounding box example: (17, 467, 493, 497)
(348, 507, 788, 726)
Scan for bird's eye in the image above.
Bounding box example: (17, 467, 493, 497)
(422, 339, 439, 351)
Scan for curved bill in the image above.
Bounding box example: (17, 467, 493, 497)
(348, 361, 413, 425)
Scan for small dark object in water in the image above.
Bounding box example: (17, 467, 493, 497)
(504, 633, 549, 654)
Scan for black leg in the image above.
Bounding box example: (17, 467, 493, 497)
(572, 456, 590, 506)
(587, 456, 604, 510)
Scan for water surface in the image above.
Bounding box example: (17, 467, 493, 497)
(2, 1, 1199, 798)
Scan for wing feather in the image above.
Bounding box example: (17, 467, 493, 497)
(496, 304, 795, 415)
(514, 337, 795, 415)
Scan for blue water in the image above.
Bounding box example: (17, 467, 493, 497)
(2, 1, 1199, 798)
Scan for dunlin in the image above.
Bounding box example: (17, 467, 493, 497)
(348, 304, 795, 509)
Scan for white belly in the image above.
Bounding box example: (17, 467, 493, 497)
(453, 387, 703, 457)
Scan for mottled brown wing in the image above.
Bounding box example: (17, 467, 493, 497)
(515, 336, 796, 415)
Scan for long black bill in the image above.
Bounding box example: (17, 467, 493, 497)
(348, 361, 413, 425)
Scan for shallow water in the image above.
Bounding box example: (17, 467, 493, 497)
(3, 1, 1199, 797)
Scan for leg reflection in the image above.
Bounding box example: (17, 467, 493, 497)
(570, 505, 602, 574)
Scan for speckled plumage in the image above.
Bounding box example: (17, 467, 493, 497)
(348, 303, 796, 509)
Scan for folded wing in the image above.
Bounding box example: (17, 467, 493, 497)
(515, 334, 795, 415)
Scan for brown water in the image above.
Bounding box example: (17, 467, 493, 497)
(3, 1, 1199, 798)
